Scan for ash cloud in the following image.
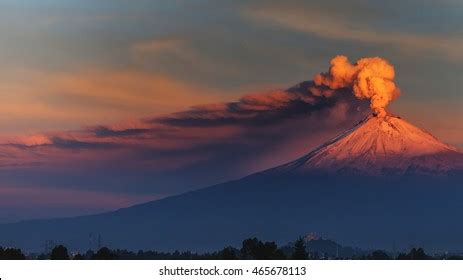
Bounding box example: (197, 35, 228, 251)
(314, 55, 400, 117)
(0, 60, 374, 195)
(154, 81, 356, 127)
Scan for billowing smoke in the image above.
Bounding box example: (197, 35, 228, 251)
(314, 55, 400, 117)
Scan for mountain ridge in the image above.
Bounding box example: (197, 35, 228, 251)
(269, 114, 462, 176)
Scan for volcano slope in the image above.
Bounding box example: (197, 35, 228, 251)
(0, 115, 462, 253)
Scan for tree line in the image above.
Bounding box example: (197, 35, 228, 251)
(0, 238, 455, 260)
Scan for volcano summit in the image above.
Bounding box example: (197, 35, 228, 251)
(275, 115, 463, 175)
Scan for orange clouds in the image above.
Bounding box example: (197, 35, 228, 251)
(0, 68, 225, 134)
(315, 55, 400, 117)
(45, 70, 222, 111)
(14, 135, 52, 147)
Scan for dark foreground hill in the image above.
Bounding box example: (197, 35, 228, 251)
(0, 171, 462, 253)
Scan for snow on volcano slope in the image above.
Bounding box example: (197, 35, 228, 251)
(275, 115, 463, 175)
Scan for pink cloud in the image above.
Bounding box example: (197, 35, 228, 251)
(0, 81, 369, 172)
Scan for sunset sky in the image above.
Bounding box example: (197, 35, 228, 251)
(0, 0, 462, 222)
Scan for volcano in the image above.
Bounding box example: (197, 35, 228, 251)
(0, 114, 462, 253)
(274, 115, 462, 175)
(1, 54, 462, 254)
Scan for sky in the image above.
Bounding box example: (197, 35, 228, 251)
(0, 0, 462, 222)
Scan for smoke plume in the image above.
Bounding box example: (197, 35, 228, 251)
(314, 55, 400, 117)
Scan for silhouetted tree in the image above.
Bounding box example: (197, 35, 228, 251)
(368, 250, 390, 260)
(413, 248, 429, 260)
(92, 247, 117, 260)
(262, 242, 286, 260)
(240, 238, 286, 260)
(397, 248, 430, 260)
(0, 248, 26, 260)
(241, 238, 259, 259)
(50, 245, 70, 260)
(292, 238, 309, 260)
(220, 246, 238, 260)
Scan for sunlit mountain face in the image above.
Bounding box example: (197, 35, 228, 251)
(273, 114, 463, 175)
